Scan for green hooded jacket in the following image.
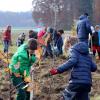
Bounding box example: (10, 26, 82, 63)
(9, 43, 36, 77)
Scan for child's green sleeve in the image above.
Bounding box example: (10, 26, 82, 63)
(9, 52, 20, 73)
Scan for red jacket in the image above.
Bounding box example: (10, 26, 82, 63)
(38, 30, 46, 38)
(3, 30, 11, 41)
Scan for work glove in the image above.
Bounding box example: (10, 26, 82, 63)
(50, 68, 58, 75)
(24, 76, 31, 83)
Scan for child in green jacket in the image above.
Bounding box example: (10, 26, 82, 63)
(9, 38, 37, 100)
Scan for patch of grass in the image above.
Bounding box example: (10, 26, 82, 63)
(0, 44, 17, 53)
(91, 96, 100, 100)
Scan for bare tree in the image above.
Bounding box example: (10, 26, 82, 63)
(32, 0, 93, 29)
(32, 0, 74, 29)
(93, 0, 100, 25)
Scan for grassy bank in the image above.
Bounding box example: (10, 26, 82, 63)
(91, 96, 100, 100)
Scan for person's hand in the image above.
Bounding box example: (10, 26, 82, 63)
(14, 73, 21, 77)
(24, 76, 31, 83)
(50, 68, 58, 75)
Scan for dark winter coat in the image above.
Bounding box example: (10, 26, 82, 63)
(56, 35, 63, 54)
(77, 15, 92, 41)
(92, 31, 100, 46)
(57, 42, 97, 85)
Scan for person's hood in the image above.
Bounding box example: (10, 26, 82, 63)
(47, 27, 54, 33)
(79, 15, 87, 20)
(71, 42, 89, 55)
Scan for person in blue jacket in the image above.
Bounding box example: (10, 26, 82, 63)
(77, 13, 92, 44)
(49, 42, 97, 100)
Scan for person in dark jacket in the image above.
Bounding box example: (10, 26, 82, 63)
(28, 30, 37, 39)
(42, 27, 55, 58)
(92, 25, 100, 59)
(77, 13, 92, 43)
(54, 29, 64, 55)
(49, 42, 97, 100)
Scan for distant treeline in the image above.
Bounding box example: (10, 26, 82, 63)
(0, 11, 36, 27)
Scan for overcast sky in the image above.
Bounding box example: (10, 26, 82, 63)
(0, 0, 33, 12)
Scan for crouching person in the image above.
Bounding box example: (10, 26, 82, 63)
(49, 42, 97, 100)
(9, 38, 37, 100)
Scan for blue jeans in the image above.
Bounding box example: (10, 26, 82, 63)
(3, 40, 10, 53)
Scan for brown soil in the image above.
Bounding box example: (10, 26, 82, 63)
(0, 57, 100, 100)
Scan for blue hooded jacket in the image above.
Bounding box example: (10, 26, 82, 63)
(57, 42, 97, 85)
(77, 15, 92, 40)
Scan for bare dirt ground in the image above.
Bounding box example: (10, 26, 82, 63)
(0, 57, 100, 100)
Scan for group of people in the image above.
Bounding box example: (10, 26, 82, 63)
(91, 25, 100, 60)
(77, 13, 100, 60)
(37, 27, 64, 58)
(49, 13, 98, 100)
(0, 12, 98, 100)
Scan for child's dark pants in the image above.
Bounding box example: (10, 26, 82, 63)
(62, 83, 91, 100)
(11, 74, 30, 100)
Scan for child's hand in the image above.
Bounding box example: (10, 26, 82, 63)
(14, 73, 21, 77)
(24, 76, 31, 83)
(50, 68, 58, 75)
